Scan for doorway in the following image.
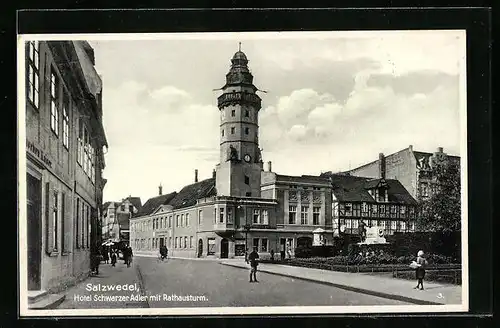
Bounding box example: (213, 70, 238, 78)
(27, 173, 42, 290)
(197, 239, 203, 258)
(159, 237, 165, 248)
(220, 238, 229, 258)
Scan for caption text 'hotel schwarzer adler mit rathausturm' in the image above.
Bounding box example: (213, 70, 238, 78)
(24, 40, 108, 309)
(129, 47, 424, 260)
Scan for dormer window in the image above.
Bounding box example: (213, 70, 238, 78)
(372, 188, 387, 202)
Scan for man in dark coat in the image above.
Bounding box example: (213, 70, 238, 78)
(110, 248, 117, 267)
(123, 244, 133, 267)
(246, 246, 260, 282)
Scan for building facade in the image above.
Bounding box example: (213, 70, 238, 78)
(130, 49, 281, 259)
(129, 48, 420, 259)
(24, 41, 108, 293)
(101, 197, 142, 243)
(345, 146, 460, 201)
(320, 173, 418, 237)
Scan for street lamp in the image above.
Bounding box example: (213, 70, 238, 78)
(238, 205, 250, 256)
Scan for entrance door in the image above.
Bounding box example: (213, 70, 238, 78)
(27, 173, 42, 290)
(220, 238, 229, 258)
(197, 239, 203, 258)
(159, 237, 164, 248)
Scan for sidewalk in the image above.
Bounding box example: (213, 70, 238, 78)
(220, 260, 463, 305)
(57, 260, 148, 309)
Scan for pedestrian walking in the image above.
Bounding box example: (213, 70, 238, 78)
(90, 247, 101, 275)
(414, 250, 428, 290)
(110, 249, 117, 267)
(124, 244, 133, 267)
(270, 249, 275, 261)
(247, 246, 260, 282)
(102, 246, 109, 264)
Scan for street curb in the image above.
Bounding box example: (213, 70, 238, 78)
(135, 265, 150, 308)
(220, 263, 443, 306)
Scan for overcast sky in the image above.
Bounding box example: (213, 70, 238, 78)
(88, 31, 465, 203)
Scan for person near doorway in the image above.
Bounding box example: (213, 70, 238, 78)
(280, 242, 285, 261)
(286, 242, 292, 259)
(247, 246, 260, 282)
(270, 249, 275, 261)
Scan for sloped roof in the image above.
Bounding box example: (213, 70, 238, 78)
(103, 201, 112, 209)
(135, 192, 177, 218)
(116, 213, 130, 230)
(168, 178, 217, 209)
(123, 197, 142, 211)
(319, 173, 417, 205)
(275, 174, 331, 185)
(363, 178, 388, 190)
(385, 179, 418, 205)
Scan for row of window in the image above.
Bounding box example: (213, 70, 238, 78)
(221, 126, 256, 137)
(133, 210, 205, 232)
(27, 41, 96, 184)
(338, 203, 415, 218)
(77, 122, 96, 184)
(221, 108, 254, 120)
(333, 218, 416, 232)
(134, 236, 195, 250)
(288, 206, 321, 225)
(216, 207, 269, 225)
(132, 206, 274, 233)
(44, 181, 91, 254)
(368, 188, 388, 202)
(75, 197, 92, 250)
(253, 238, 268, 252)
(290, 186, 322, 190)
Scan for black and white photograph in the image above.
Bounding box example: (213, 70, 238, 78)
(18, 30, 468, 316)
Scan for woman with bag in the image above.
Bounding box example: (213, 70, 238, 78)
(413, 250, 428, 290)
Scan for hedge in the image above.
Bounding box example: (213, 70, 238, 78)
(260, 254, 460, 273)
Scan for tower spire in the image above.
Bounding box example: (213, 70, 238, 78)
(238, 42, 241, 51)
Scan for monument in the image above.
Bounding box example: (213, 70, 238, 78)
(358, 226, 388, 245)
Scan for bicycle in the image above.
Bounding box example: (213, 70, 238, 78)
(157, 252, 169, 263)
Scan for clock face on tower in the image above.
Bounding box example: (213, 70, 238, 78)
(244, 154, 251, 163)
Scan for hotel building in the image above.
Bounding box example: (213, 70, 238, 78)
(24, 41, 108, 303)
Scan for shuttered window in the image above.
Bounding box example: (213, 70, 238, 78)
(45, 182, 53, 254)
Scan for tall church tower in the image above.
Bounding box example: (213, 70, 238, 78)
(215, 46, 263, 197)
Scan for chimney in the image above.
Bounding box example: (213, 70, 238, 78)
(158, 184, 163, 196)
(409, 145, 413, 152)
(267, 161, 272, 172)
(378, 153, 386, 179)
(195, 169, 198, 183)
(437, 147, 444, 153)
(212, 169, 216, 179)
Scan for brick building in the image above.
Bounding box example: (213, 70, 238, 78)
(24, 41, 108, 302)
(345, 146, 460, 201)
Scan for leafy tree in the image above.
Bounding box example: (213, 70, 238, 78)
(417, 159, 461, 232)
